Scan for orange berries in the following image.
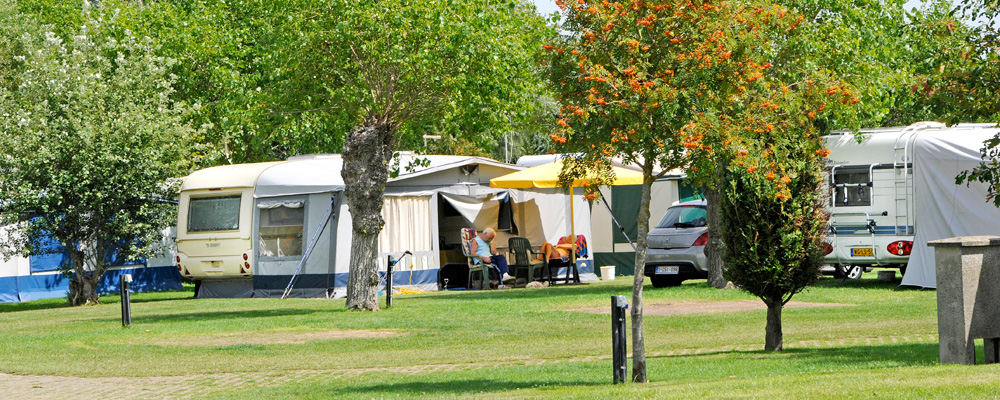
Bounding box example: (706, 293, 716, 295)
(815, 148, 830, 157)
(780, 176, 791, 184)
(746, 165, 758, 173)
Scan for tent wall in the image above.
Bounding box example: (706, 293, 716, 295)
(1, 225, 183, 303)
(591, 179, 682, 275)
(251, 192, 342, 298)
(903, 131, 1000, 288)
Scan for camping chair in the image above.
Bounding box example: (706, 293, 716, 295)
(508, 237, 548, 286)
(551, 235, 588, 284)
(460, 228, 491, 290)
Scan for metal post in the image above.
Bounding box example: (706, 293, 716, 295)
(386, 255, 394, 308)
(612, 295, 628, 383)
(121, 274, 133, 328)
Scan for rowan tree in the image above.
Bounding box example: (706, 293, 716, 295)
(544, 0, 841, 377)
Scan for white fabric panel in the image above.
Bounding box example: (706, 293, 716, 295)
(509, 188, 592, 249)
(379, 196, 434, 253)
(440, 193, 494, 227)
(903, 130, 1000, 288)
(257, 201, 303, 209)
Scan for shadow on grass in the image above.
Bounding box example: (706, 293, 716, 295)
(0, 298, 73, 313)
(133, 308, 323, 324)
(812, 276, 927, 291)
(437, 282, 633, 301)
(333, 378, 602, 398)
(658, 342, 939, 369)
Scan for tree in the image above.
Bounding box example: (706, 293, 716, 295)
(543, 0, 818, 380)
(289, 0, 551, 311)
(0, 8, 196, 305)
(918, 0, 1000, 204)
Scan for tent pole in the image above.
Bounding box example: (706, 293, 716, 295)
(282, 194, 338, 299)
(600, 197, 636, 251)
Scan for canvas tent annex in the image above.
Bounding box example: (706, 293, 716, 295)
(0, 224, 182, 303)
(514, 155, 696, 276)
(176, 153, 585, 297)
(822, 122, 1000, 288)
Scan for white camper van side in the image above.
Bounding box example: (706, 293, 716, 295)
(822, 122, 1000, 279)
(176, 162, 280, 280)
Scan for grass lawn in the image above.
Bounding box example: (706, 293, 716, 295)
(1, 272, 998, 399)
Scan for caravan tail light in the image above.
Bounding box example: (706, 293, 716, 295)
(243, 253, 249, 261)
(822, 243, 834, 255)
(244, 262, 250, 270)
(692, 233, 709, 246)
(887, 241, 913, 256)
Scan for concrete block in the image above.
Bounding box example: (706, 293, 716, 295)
(929, 236, 1000, 365)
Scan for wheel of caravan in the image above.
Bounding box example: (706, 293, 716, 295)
(832, 264, 846, 279)
(846, 265, 864, 280)
(650, 275, 682, 288)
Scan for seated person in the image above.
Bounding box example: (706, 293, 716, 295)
(469, 227, 511, 282)
(539, 241, 573, 263)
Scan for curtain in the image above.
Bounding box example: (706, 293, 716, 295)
(379, 196, 434, 253)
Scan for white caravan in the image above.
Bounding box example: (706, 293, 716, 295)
(822, 122, 1000, 282)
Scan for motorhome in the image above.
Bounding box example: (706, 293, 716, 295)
(822, 122, 1000, 286)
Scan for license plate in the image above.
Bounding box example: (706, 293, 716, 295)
(655, 266, 679, 275)
(851, 248, 874, 257)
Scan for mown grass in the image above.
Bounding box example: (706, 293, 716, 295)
(1, 272, 998, 399)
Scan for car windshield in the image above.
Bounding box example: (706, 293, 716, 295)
(655, 205, 707, 229)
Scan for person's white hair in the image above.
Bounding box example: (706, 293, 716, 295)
(482, 227, 496, 237)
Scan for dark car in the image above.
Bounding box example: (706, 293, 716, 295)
(644, 200, 708, 287)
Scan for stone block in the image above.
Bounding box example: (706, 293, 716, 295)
(929, 236, 1000, 365)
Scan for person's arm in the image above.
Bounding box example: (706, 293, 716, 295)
(490, 241, 499, 255)
(470, 239, 479, 255)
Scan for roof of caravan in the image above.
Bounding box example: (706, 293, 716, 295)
(182, 153, 520, 198)
(181, 162, 282, 191)
(823, 122, 1000, 167)
(255, 155, 345, 198)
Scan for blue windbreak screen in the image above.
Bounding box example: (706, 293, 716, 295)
(29, 235, 71, 273)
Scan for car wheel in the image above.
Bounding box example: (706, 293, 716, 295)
(846, 265, 864, 280)
(650, 275, 682, 288)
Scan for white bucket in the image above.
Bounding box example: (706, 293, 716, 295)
(600, 266, 615, 281)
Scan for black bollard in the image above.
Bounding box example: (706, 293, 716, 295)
(386, 255, 394, 308)
(121, 274, 133, 328)
(611, 295, 628, 383)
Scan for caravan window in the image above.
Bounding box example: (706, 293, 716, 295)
(188, 196, 242, 232)
(259, 203, 304, 258)
(832, 167, 872, 207)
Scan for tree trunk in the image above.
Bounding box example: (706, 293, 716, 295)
(630, 165, 654, 383)
(764, 295, 783, 351)
(67, 249, 101, 306)
(703, 185, 728, 289)
(342, 120, 395, 311)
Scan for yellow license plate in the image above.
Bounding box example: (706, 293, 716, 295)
(851, 248, 874, 257)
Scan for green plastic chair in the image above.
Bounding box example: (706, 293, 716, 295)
(508, 237, 548, 286)
(461, 228, 490, 290)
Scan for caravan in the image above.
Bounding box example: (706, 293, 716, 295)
(176, 154, 592, 297)
(822, 122, 1000, 286)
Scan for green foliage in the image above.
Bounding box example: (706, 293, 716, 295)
(287, 0, 554, 156)
(719, 152, 828, 305)
(0, 7, 197, 303)
(921, 0, 1000, 206)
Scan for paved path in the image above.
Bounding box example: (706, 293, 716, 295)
(0, 334, 940, 399)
